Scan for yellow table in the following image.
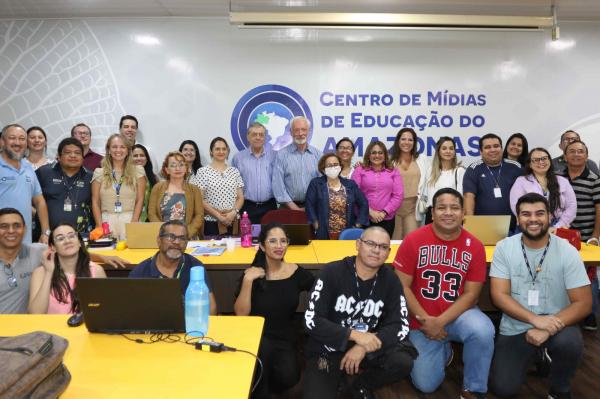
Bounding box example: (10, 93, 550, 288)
(0, 315, 263, 399)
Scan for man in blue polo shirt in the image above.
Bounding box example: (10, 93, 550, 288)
(129, 220, 217, 314)
(0, 124, 50, 244)
(463, 133, 522, 229)
(36, 137, 93, 233)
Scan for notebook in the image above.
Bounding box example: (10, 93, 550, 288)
(125, 222, 164, 249)
(75, 278, 185, 333)
(462, 215, 511, 245)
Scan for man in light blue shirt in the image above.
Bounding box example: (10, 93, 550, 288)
(489, 193, 591, 399)
(0, 124, 50, 244)
(272, 116, 322, 210)
(231, 123, 276, 224)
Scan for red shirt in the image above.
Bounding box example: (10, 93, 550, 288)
(392, 224, 486, 329)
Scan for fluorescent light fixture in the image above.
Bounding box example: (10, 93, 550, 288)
(546, 38, 576, 51)
(230, 12, 554, 31)
(132, 34, 161, 46)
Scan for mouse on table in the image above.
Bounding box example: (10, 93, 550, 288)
(67, 313, 84, 327)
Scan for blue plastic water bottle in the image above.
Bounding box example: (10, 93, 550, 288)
(185, 266, 210, 337)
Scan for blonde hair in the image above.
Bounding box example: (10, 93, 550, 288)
(429, 137, 461, 185)
(160, 151, 190, 180)
(101, 134, 137, 189)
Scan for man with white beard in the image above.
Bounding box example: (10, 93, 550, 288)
(0, 124, 50, 244)
(272, 116, 322, 210)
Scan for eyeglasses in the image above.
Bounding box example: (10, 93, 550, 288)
(370, 150, 385, 155)
(266, 238, 289, 246)
(337, 146, 353, 151)
(562, 136, 578, 143)
(531, 156, 549, 164)
(74, 131, 91, 137)
(54, 232, 78, 244)
(325, 163, 340, 168)
(567, 149, 586, 155)
(359, 239, 391, 252)
(3, 264, 17, 288)
(168, 162, 186, 169)
(160, 233, 188, 243)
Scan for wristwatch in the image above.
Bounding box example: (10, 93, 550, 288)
(43, 229, 51, 236)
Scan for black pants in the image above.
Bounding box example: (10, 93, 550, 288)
(370, 219, 395, 238)
(203, 221, 233, 237)
(302, 344, 415, 399)
(252, 336, 299, 399)
(241, 199, 277, 225)
(489, 326, 583, 397)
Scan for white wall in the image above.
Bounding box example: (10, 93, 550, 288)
(1, 17, 599, 166)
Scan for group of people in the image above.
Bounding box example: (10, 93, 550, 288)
(0, 116, 597, 398)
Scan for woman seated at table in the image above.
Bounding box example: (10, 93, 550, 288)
(305, 153, 369, 239)
(28, 223, 106, 314)
(509, 147, 576, 230)
(148, 151, 204, 239)
(132, 143, 158, 222)
(352, 140, 404, 237)
(193, 137, 244, 237)
(91, 134, 146, 240)
(234, 223, 314, 399)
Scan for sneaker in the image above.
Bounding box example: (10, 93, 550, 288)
(534, 347, 552, 377)
(548, 390, 572, 399)
(583, 314, 598, 331)
(460, 389, 487, 399)
(446, 346, 454, 367)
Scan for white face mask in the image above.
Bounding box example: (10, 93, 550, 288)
(324, 166, 342, 179)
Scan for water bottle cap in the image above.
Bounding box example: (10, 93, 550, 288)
(190, 266, 205, 281)
(242, 211, 248, 217)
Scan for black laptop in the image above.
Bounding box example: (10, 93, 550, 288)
(283, 224, 311, 245)
(75, 278, 185, 333)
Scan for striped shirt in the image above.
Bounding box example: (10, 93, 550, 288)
(231, 147, 276, 202)
(559, 167, 600, 240)
(272, 143, 322, 203)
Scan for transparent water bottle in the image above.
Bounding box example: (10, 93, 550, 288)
(185, 266, 210, 337)
(240, 211, 252, 248)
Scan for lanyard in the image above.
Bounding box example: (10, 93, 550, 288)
(153, 255, 185, 279)
(111, 171, 125, 196)
(353, 263, 378, 306)
(485, 163, 503, 188)
(520, 236, 550, 286)
(62, 171, 81, 203)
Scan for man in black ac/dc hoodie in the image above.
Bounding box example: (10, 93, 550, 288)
(303, 226, 417, 399)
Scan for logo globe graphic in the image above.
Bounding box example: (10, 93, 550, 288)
(230, 84, 313, 151)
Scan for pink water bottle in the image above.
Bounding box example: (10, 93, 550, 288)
(240, 212, 252, 248)
(102, 222, 110, 236)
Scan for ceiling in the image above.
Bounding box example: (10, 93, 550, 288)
(0, 0, 600, 21)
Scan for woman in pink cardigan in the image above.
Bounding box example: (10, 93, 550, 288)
(509, 147, 576, 229)
(352, 140, 404, 237)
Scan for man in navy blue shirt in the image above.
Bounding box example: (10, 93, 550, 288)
(463, 133, 522, 229)
(129, 220, 217, 314)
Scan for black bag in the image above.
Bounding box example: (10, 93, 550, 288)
(0, 331, 71, 399)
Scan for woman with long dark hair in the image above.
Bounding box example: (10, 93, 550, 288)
(28, 223, 106, 314)
(234, 223, 314, 398)
(132, 143, 158, 222)
(179, 140, 202, 184)
(509, 147, 576, 229)
(503, 133, 529, 166)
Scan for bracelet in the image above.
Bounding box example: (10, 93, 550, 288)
(586, 237, 599, 244)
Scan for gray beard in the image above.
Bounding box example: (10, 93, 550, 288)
(4, 148, 24, 161)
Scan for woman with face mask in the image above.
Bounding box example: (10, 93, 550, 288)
(305, 153, 369, 239)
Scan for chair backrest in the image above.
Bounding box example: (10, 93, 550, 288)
(338, 228, 364, 240)
(260, 209, 308, 225)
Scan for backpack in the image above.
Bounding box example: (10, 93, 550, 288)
(0, 331, 71, 398)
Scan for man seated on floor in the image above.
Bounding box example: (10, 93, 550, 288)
(303, 226, 416, 399)
(129, 220, 217, 314)
(489, 193, 591, 399)
(393, 188, 495, 399)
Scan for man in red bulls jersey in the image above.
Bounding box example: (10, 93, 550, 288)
(393, 187, 494, 399)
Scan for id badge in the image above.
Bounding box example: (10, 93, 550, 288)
(528, 289, 539, 306)
(493, 187, 502, 198)
(114, 201, 122, 213)
(63, 198, 72, 212)
(353, 322, 369, 333)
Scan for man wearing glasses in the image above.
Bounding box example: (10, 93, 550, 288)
(129, 220, 217, 314)
(71, 123, 103, 172)
(551, 130, 599, 174)
(0, 208, 46, 313)
(303, 226, 416, 399)
(393, 188, 494, 399)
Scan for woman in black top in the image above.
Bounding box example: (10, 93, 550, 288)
(234, 223, 314, 398)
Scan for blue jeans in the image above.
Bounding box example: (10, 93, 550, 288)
(591, 276, 598, 315)
(409, 307, 495, 393)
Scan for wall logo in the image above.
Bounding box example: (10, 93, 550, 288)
(230, 84, 313, 151)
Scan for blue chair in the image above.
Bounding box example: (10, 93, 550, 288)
(338, 228, 364, 240)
